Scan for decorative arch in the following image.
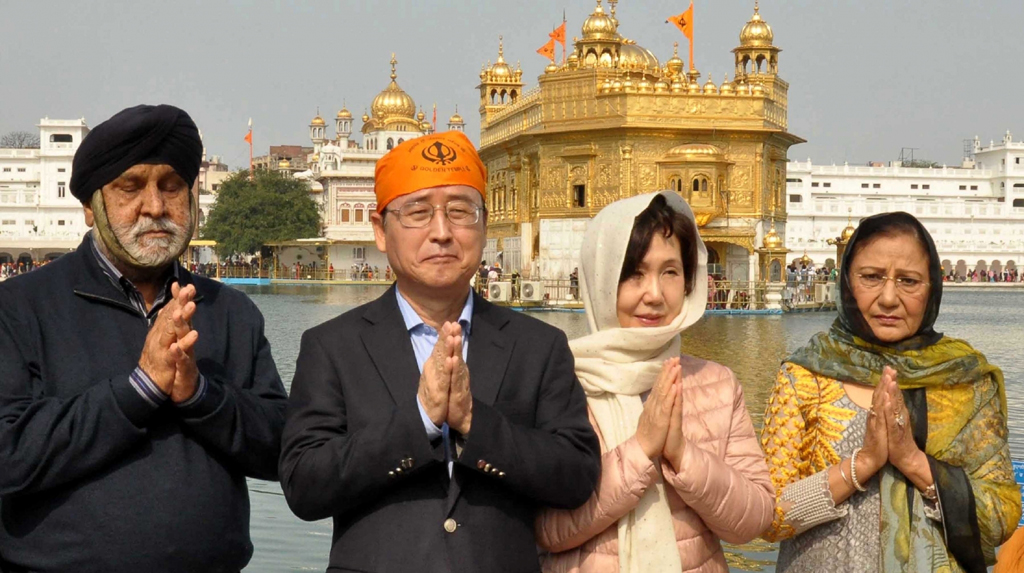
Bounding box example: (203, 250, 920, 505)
(386, 138, 394, 150)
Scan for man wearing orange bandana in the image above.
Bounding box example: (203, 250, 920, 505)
(280, 132, 600, 573)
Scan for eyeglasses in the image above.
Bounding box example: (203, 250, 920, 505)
(854, 273, 930, 295)
(385, 200, 485, 228)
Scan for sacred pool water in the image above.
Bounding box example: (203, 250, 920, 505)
(237, 285, 1024, 572)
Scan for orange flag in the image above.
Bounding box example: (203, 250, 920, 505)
(244, 130, 252, 144)
(549, 22, 566, 47)
(537, 38, 556, 62)
(667, 2, 694, 40)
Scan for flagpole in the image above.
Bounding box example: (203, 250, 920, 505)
(689, 1, 695, 71)
(248, 119, 253, 175)
(562, 10, 567, 65)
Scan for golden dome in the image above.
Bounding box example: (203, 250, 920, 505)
(336, 107, 352, 119)
(617, 40, 660, 72)
(448, 106, 465, 125)
(545, 62, 559, 73)
(666, 42, 685, 77)
(841, 222, 856, 242)
(310, 114, 325, 126)
(581, 0, 618, 40)
(654, 80, 669, 93)
(740, 3, 774, 47)
(638, 77, 653, 93)
(371, 54, 417, 120)
(687, 80, 701, 94)
(720, 74, 735, 94)
(735, 82, 750, 95)
(703, 74, 718, 94)
(278, 159, 292, 169)
(663, 143, 725, 160)
(567, 51, 580, 69)
(751, 82, 765, 96)
(488, 36, 513, 78)
(670, 79, 686, 93)
(763, 224, 783, 249)
(417, 108, 426, 121)
(361, 112, 370, 122)
(800, 252, 812, 265)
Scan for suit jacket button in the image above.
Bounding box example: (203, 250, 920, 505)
(477, 460, 487, 470)
(444, 518, 458, 533)
(484, 463, 493, 472)
(498, 471, 506, 478)
(403, 458, 414, 469)
(388, 471, 395, 478)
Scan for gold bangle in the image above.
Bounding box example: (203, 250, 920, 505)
(838, 459, 852, 488)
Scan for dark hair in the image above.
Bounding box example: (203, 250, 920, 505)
(618, 194, 699, 295)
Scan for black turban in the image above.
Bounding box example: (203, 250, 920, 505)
(70, 104, 203, 203)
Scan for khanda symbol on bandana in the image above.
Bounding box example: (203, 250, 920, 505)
(422, 141, 458, 165)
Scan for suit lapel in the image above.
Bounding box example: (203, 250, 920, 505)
(447, 294, 515, 515)
(360, 286, 421, 407)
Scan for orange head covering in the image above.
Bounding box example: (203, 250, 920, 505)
(374, 131, 486, 212)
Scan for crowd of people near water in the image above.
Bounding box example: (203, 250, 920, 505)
(0, 260, 47, 279)
(946, 268, 1022, 283)
(0, 105, 1022, 573)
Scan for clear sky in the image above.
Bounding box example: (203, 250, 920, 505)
(1, 0, 1021, 169)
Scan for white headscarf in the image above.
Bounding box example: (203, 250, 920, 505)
(570, 191, 708, 573)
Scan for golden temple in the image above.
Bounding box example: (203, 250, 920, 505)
(477, 0, 804, 282)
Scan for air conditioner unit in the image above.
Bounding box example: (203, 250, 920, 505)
(814, 283, 828, 304)
(488, 281, 512, 302)
(520, 281, 544, 302)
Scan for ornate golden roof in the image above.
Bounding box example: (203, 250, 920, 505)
(310, 113, 325, 126)
(618, 39, 659, 72)
(703, 74, 718, 94)
(278, 159, 292, 169)
(481, 37, 523, 84)
(371, 54, 417, 121)
(763, 223, 783, 249)
(740, 2, 774, 47)
(448, 106, 465, 125)
(336, 106, 352, 119)
(581, 0, 618, 40)
(663, 143, 725, 160)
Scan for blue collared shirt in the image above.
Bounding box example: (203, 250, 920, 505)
(90, 236, 207, 409)
(397, 288, 473, 475)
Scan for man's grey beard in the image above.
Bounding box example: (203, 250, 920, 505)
(109, 215, 192, 267)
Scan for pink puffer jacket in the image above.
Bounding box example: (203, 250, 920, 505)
(536, 355, 774, 573)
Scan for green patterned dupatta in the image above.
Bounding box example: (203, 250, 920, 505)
(789, 323, 1012, 572)
(786, 212, 1018, 572)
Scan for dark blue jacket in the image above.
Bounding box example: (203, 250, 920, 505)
(0, 235, 287, 573)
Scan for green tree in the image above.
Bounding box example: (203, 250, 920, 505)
(201, 170, 321, 257)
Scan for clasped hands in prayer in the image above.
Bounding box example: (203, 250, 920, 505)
(856, 366, 929, 484)
(635, 357, 686, 471)
(418, 322, 473, 436)
(138, 283, 201, 403)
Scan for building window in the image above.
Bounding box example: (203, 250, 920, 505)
(573, 184, 586, 207)
(822, 182, 831, 188)
(2, 168, 9, 172)
(911, 184, 919, 189)
(873, 183, 880, 188)
(789, 194, 803, 203)
(355, 209, 364, 223)
(57, 168, 66, 173)
(386, 138, 394, 150)
(1, 220, 14, 226)
(1014, 199, 1024, 208)
(17, 168, 25, 173)
(57, 182, 66, 198)
(1016, 157, 1021, 164)
(57, 220, 65, 226)
(341, 209, 350, 223)
(49, 134, 73, 143)
(353, 247, 366, 260)
(970, 185, 978, 190)
(669, 176, 682, 192)
(922, 184, 930, 190)
(959, 185, 967, 190)
(811, 182, 819, 187)
(861, 183, 869, 188)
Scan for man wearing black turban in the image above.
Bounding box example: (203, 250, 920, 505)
(0, 104, 288, 572)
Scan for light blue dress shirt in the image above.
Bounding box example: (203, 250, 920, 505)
(396, 288, 473, 475)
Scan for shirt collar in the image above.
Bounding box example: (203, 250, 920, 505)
(395, 287, 474, 335)
(89, 233, 180, 295)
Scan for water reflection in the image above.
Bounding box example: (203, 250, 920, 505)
(238, 285, 1024, 572)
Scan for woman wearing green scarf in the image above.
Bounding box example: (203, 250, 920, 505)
(760, 211, 1020, 572)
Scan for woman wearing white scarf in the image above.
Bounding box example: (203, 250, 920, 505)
(536, 191, 774, 573)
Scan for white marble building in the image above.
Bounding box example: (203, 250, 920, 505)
(785, 132, 1024, 276)
(0, 118, 90, 263)
(288, 54, 466, 274)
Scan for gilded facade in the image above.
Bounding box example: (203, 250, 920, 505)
(477, 1, 804, 281)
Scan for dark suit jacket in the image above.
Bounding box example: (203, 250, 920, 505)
(280, 286, 600, 573)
